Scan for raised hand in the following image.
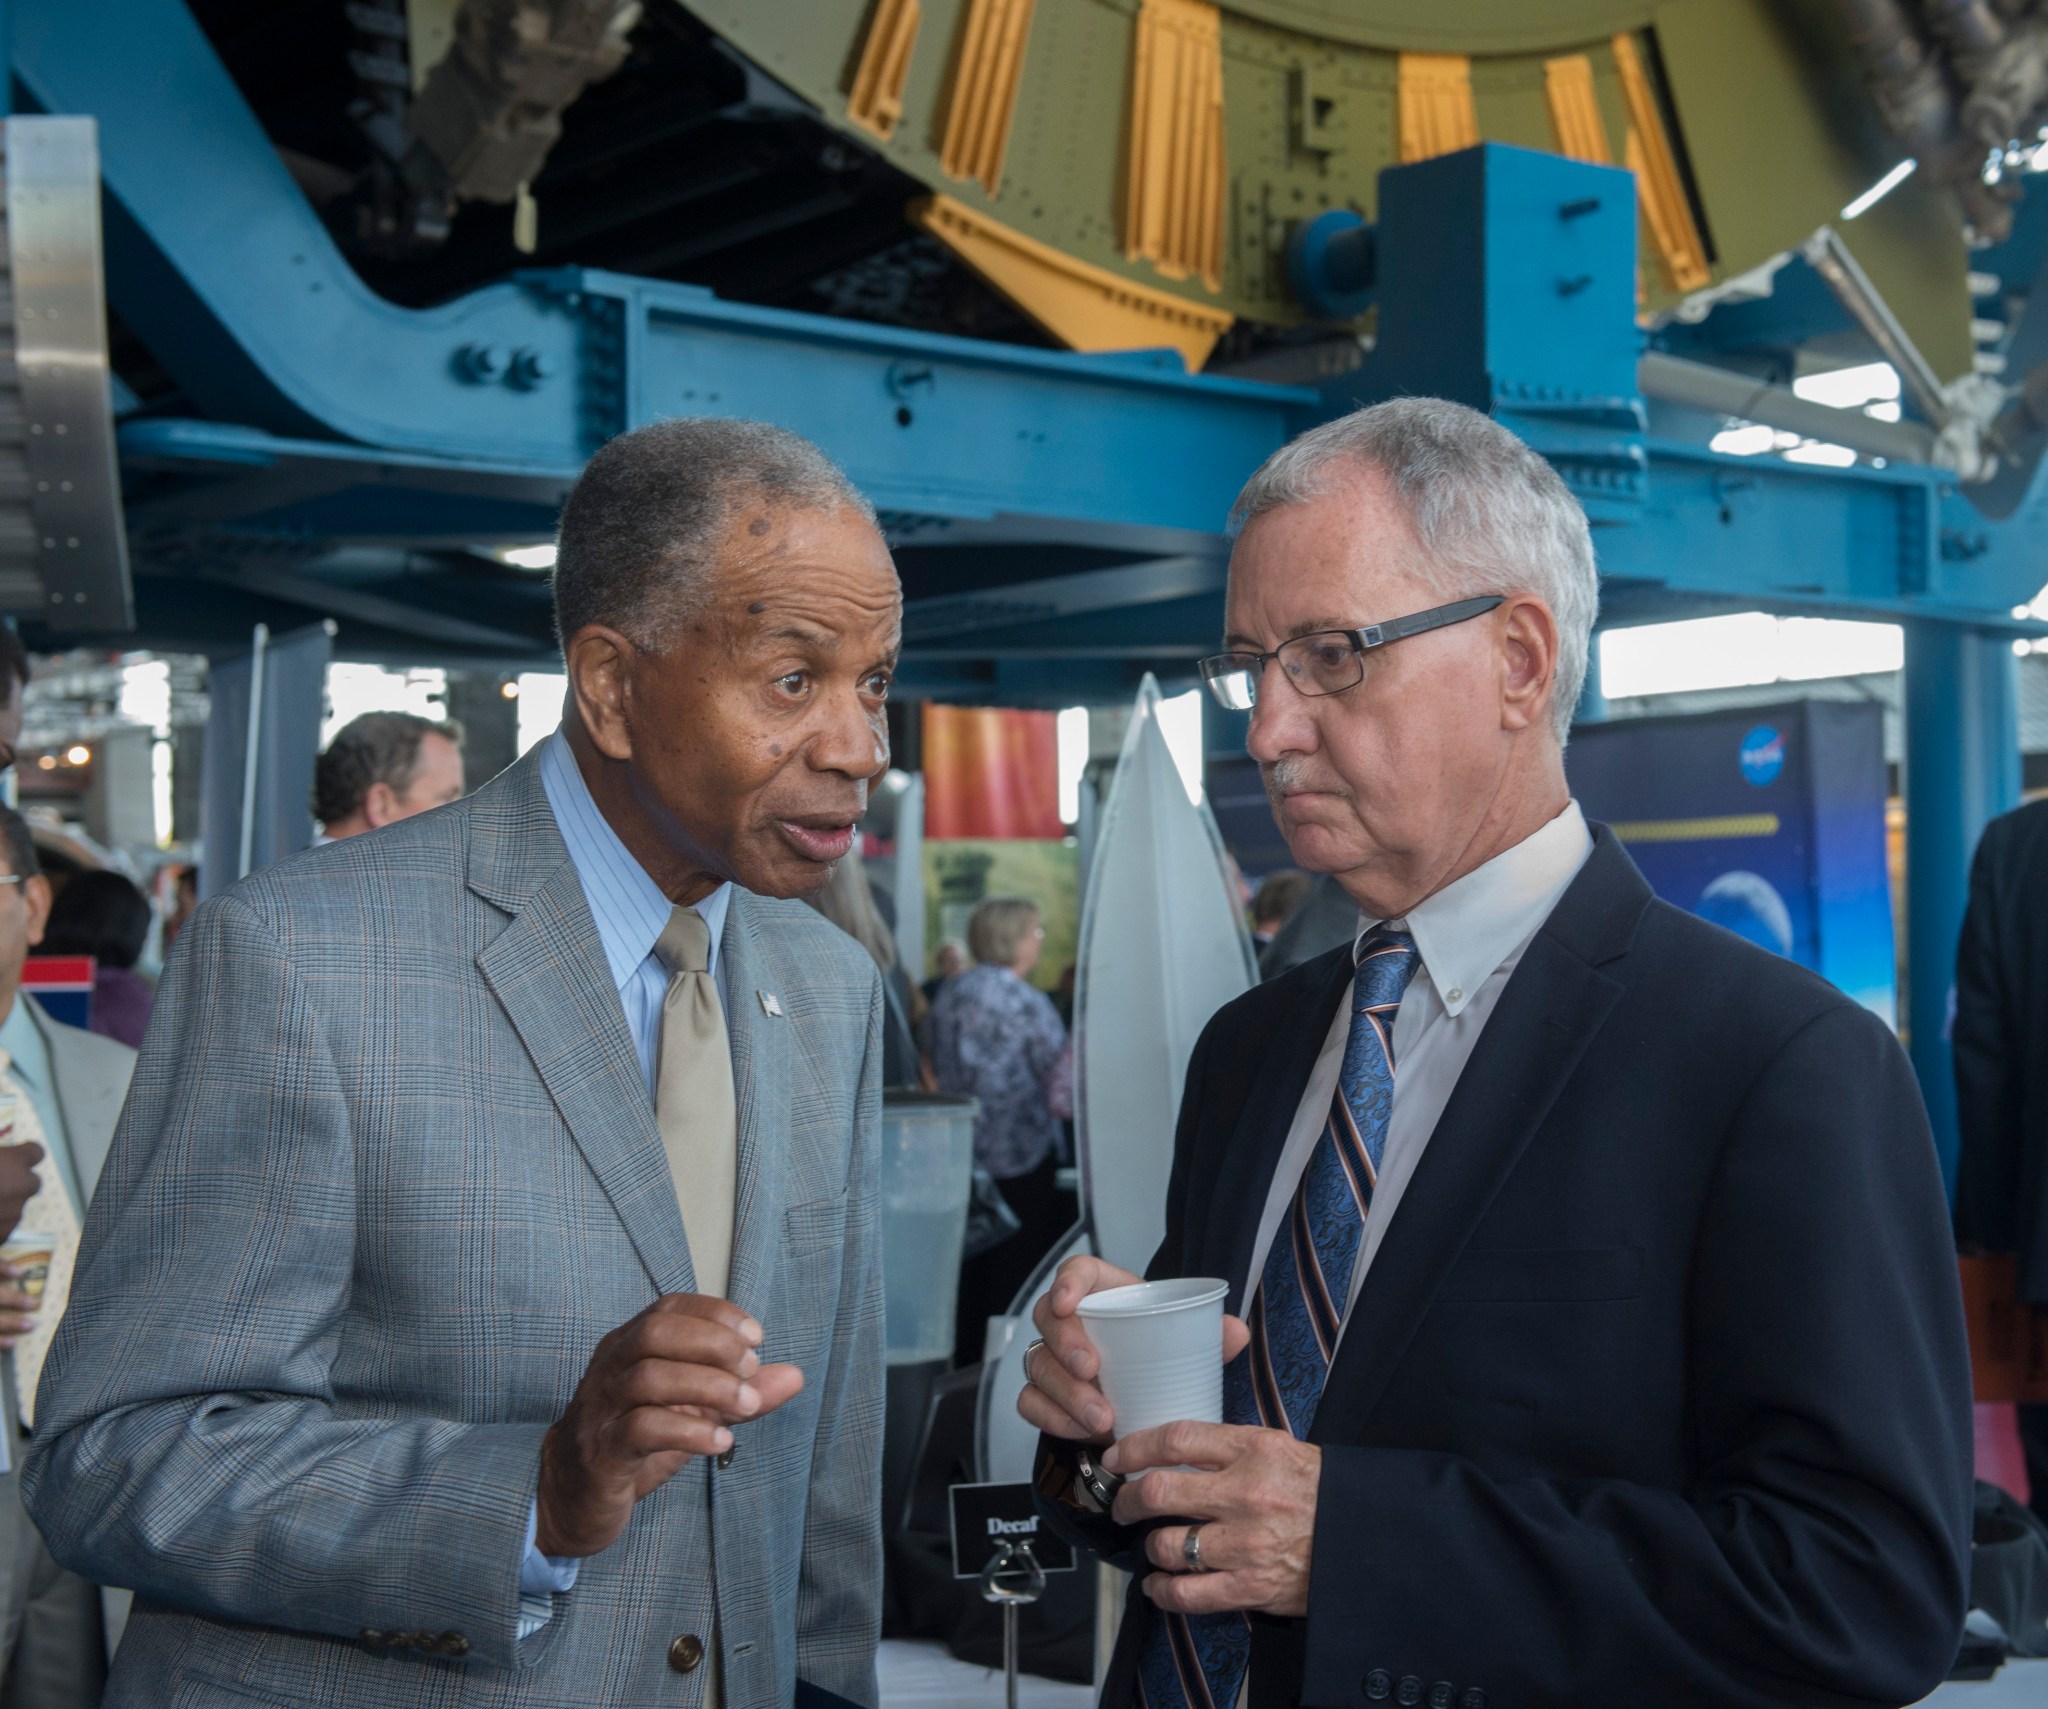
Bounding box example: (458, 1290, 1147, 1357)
(535, 1294, 804, 1558)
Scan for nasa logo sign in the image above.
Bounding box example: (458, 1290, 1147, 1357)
(1738, 725, 1785, 788)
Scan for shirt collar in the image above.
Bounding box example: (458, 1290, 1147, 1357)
(1354, 800, 1593, 1017)
(538, 729, 732, 992)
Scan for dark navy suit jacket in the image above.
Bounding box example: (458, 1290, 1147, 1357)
(1040, 828, 1972, 1709)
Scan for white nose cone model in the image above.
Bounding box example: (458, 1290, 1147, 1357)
(978, 675, 1258, 1480)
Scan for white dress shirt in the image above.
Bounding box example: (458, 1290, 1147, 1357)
(1243, 802, 1594, 1334)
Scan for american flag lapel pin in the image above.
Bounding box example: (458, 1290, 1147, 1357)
(759, 990, 784, 1018)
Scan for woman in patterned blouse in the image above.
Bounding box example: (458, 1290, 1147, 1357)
(930, 896, 1074, 1364)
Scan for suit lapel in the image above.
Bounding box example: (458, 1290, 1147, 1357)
(470, 754, 694, 1297)
(29, 998, 116, 1198)
(1202, 947, 1356, 1310)
(1310, 828, 1648, 1440)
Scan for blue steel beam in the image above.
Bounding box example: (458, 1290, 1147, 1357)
(21, 7, 2046, 632)
(12, 0, 1311, 538)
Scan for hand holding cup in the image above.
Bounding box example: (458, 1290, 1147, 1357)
(1017, 1255, 1249, 1444)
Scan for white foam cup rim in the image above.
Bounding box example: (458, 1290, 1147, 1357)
(1074, 1277, 1228, 1320)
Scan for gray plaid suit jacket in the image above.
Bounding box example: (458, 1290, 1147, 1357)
(20, 748, 886, 1708)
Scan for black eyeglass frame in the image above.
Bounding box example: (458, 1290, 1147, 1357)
(1198, 595, 1507, 710)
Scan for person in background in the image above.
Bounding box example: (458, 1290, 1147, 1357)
(310, 711, 466, 842)
(0, 626, 25, 778)
(1247, 868, 1311, 953)
(41, 872, 155, 1050)
(0, 629, 45, 1311)
(159, 867, 197, 957)
(1954, 796, 2048, 1523)
(930, 897, 1072, 1365)
(1255, 870, 1358, 979)
(920, 937, 966, 1007)
(0, 807, 137, 1706)
(804, 846, 923, 1088)
(1051, 962, 1077, 1031)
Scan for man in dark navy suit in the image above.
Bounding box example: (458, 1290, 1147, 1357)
(1021, 399, 1972, 1709)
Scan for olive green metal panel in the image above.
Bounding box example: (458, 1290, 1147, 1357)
(683, 0, 1973, 362)
(1653, 0, 1972, 381)
(1220, 1, 1654, 57)
(684, 0, 1165, 296)
(1217, 10, 1388, 316)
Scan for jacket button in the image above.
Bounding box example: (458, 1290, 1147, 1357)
(1459, 1693, 1486, 1709)
(1363, 1670, 1393, 1701)
(669, 1634, 706, 1674)
(716, 1445, 736, 1470)
(1397, 1679, 1424, 1707)
(438, 1631, 469, 1657)
(1429, 1684, 1455, 1709)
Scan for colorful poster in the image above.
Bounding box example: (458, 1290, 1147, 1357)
(922, 704, 1063, 840)
(1567, 699, 1897, 1026)
(923, 838, 1079, 993)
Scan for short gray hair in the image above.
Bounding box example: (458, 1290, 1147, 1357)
(552, 418, 877, 651)
(967, 896, 1040, 966)
(1230, 398, 1599, 744)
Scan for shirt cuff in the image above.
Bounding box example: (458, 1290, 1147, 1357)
(519, 1501, 581, 1598)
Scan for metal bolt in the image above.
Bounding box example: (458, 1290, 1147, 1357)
(506, 347, 556, 391)
(455, 343, 510, 384)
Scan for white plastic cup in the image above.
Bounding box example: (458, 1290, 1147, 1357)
(1075, 1276, 1228, 1442)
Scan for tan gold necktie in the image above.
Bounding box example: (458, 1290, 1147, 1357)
(653, 906, 737, 1299)
(0, 1053, 79, 1430)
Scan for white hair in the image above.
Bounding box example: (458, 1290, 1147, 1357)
(1229, 397, 1599, 745)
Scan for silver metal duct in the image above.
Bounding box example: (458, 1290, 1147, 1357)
(1637, 352, 1939, 465)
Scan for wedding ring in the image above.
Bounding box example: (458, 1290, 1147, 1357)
(1183, 1523, 1209, 1573)
(1021, 1337, 1048, 1386)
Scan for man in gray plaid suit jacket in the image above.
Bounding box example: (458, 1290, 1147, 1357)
(22, 420, 903, 1707)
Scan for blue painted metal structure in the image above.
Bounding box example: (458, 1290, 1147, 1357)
(14, 0, 2048, 1168)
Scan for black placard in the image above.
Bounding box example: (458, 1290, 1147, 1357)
(947, 1480, 1076, 1579)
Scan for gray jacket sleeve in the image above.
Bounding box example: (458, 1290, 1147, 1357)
(791, 969, 887, 1706)
(21, 893, 544, 1670)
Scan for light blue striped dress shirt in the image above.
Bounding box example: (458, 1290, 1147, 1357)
(515, 730, 734, 1630)
(538, 730, 732, 1088)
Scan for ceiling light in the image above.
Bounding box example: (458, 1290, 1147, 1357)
(491, 543, 557, 571)
(500, 680, 519, 700)
(64, 745, 90, 765)
(35, 755, 54, 771)
(1841, 158, 1916, 220)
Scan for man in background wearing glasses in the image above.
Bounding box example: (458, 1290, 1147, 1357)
(1021, 398, 1972, 1708)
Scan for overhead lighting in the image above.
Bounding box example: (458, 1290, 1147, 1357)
(490, 543, 558, 572)
(64, 745, 90, 766)
(500, 680, 520, 700)
(1841, 158, 1916, 220)
(35, 755, 54, 771)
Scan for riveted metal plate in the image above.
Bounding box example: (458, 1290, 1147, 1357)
(2, 116, 132, 632)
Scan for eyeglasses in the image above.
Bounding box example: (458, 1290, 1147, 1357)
(1198, 596, 1505, 711)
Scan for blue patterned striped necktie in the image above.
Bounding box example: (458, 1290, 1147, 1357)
(1138, 926, 1421, 1709)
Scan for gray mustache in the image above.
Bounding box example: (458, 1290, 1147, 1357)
(1264, 759, 1350, 798)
